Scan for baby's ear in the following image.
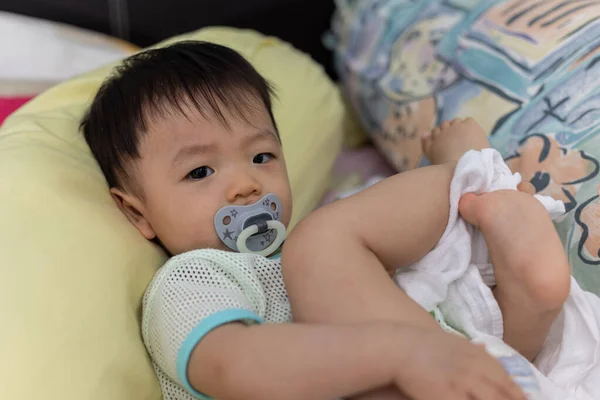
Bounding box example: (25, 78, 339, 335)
(109, 187, 157, 240)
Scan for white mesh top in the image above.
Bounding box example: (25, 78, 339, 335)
(142, 249, 291, 399)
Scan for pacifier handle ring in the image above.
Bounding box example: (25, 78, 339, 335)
(236, 220, 286, 257)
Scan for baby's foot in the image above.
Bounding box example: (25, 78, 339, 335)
(459, 190, 571, 361)
(422, 118, 490, 165)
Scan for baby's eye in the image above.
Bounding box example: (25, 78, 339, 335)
(253, 153, 274, 164)
(187, 166, 214, 180)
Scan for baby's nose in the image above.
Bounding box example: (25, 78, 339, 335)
(227, 174, 262, 204)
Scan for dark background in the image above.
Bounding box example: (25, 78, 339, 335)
(0, 0, 337, 76)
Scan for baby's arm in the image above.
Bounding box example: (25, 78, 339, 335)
(143, 252, 410, 399)
(188, 321, 406, 400)
(188, 320, 523, 400)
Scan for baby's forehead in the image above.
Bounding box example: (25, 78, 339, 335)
(149, 101, 275, 137)
(156, 90, 273, 128)
(139, 105, 278, 159)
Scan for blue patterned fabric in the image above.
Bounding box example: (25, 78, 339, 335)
(329, 0, 600, 295)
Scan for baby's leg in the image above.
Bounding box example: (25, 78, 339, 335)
(282, 119, 495, 332)
(282, 161, 456, 329)
(422, 118, 570, 361)
(459, 191, 570, 361)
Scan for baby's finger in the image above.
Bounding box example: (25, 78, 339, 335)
(471, 355, 526, 400)
(467, 380, 510, 400)
(482, 375, 527, 400)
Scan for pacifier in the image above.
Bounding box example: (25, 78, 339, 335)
(214, 193, 286, 257)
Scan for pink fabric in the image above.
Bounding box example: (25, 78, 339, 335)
(319, 145, 395, 206)
(0, 96, 32, 125)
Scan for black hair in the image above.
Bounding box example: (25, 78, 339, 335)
(81, 40, 278, 190)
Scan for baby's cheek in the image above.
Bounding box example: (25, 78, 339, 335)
(163, 210, 215, 253)
(189, 213, 224, 250)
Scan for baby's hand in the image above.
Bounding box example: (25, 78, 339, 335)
(393, 328, 527, 400)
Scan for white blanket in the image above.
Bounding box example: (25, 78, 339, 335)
(395, 149, 600, 400)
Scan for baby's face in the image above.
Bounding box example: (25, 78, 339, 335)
(123, 104, 292, 255)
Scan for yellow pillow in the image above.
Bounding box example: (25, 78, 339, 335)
(0, 27, 345, 400)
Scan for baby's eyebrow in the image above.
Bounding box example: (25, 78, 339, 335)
(172, 143, 216, 166)
(241, 130, 279, 147)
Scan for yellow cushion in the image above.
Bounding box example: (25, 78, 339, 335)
(0, 27, 345, 400)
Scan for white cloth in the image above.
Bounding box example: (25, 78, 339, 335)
(395, 149, 600, 400)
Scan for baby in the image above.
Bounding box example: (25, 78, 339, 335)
(82, 41, 570, 400)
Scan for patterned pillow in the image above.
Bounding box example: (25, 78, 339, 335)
(330, 0, 600, 295)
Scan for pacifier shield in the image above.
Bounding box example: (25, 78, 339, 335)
(214, 193, 285, 255)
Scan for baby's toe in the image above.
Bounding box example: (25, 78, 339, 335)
(421, 133, 435, 155)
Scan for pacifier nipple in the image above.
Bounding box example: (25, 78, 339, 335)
(214, 194, 286, 257)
